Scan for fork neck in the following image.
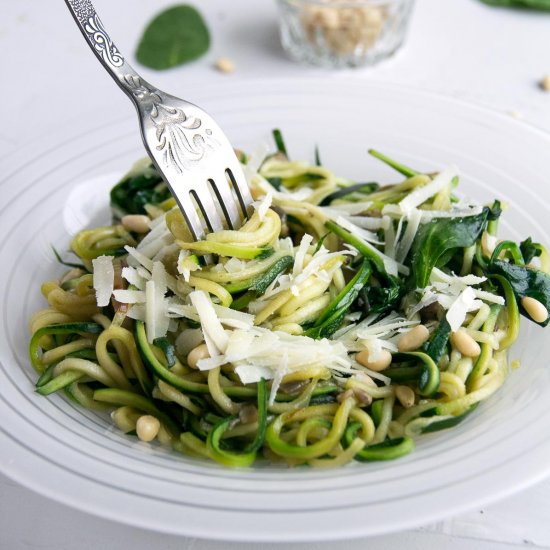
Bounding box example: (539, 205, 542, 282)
(64, 0, 164, 110)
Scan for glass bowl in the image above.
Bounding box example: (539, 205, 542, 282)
(276, 0, 415, 68)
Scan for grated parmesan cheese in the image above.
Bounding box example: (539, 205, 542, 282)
(446, 286, 477, 331)
(177, 250, 200, 282)
(121, 266, 146, 290)
(335, 216, 382, 245)
(293, 234, 314, 276)
(189, 291, 229, 355)
(397, 167, 457, 215)
(395, 207, 423, 263)
(92, 255, 114, 307)
(382, 204, 483, 222)
(197, 327, 355, 382)
(144, 262, 170, 343)
(113, 289, 146, 304)
(252, 191, 273, 222)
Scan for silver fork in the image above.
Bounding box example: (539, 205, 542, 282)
(64, 0, 253, 241)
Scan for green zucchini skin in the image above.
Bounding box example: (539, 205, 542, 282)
(319, 182, 380, 206)
(229, 256, 294, 310)
(29, 323, 103, 373)
(36, 371, 84, 396)
(390, 352, 440, 396)
(93, 388, 180, 436)
(355, 437, 415, 461)
(425, 318, 451, 365)
(306, 259, 371, 339)
(207, 378, 268, 467)
(135, 321, 338, 402)
(370, 400, 384, 427)
(325, 221, 386, 274)
(344, 422, 415, 461)
(29, 143, 533, 471)
(421, 403, 479, 434)
(250, 256, 294, 295)
(135, 321, 255, 397)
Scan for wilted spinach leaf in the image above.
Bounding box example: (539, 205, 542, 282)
(136, 5, 210, 70)
(306, 259, 372, 338)
(520, 237, 542, 265)
(486, 260, 550, 327)
(425, 318, 451, 365)
(364, 275, 402, 315)
(110, 161, 169, 217)
(409, 209, 489, 288)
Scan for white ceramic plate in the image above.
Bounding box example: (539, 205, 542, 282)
(1, 79, 550, 542)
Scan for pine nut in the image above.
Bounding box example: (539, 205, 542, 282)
(136, 415, 160, 442)
(541, 75, 550, 92)
(337, 389, 354, 403)
(451, 329, 481, 358)
(121, 214, 150, 233)
(187, 343, 210, 369)
(521, 296, 548, 323)
(395, 385, 415, 409)
(397, 325, 430, 352)
(215, 57, 235, 73)
(351, 388, 372, 407)
(239, 404, 258, 425)
(338, 387, 371, 406)
(355, 348, 392, 371)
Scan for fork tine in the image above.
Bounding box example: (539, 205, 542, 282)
(177, 193, 206, 241)
(64, 0, 257, 249)
(209, 173, 241, 229)
(226, 164, 254, 217)
(191, 187, 224, 232)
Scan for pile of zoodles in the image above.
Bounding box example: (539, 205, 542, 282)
(30, 130, 550, 468)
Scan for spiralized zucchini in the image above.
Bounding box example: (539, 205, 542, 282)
(29, 131, 550, 468)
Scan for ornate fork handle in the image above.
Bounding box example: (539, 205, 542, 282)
(64, 0, 253, 241)
(64, 0, 162, 107)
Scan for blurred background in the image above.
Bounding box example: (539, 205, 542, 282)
(1, 0, 550, 548)
(1, 0, 549, 151)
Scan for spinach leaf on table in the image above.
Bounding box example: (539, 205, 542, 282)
(480, 0, 550, 9)
(136, 5, 210, 70)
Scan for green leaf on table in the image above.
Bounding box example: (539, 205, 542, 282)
(136, 5, 210, 70)
(480, 0, 550, 10)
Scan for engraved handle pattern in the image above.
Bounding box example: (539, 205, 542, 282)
(65, 0, 124, 70)
(64, 0, 215, 174)
(64, 0, 151, 106)
(121, 74, 217, 174)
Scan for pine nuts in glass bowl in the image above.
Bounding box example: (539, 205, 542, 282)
(276, 0, 415, 68)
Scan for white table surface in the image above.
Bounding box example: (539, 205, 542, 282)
(1, 0, 550, 548)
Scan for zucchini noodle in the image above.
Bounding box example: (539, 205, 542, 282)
(29, 131, 550, 468)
